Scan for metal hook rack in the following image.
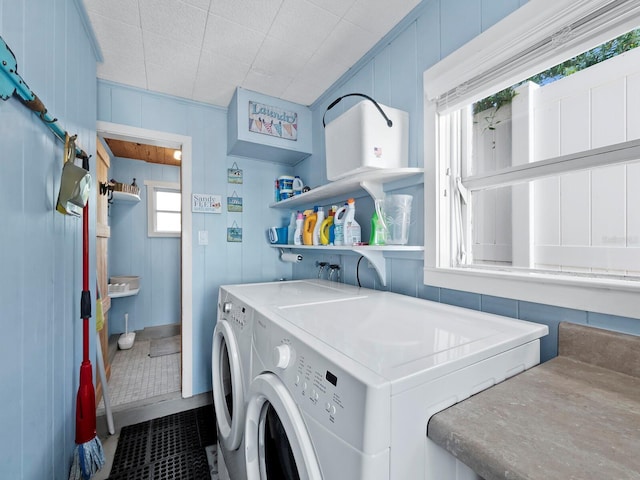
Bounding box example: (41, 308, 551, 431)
(0, 35, 89, 161)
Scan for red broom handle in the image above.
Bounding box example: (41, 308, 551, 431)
(82, 200, 90, 363)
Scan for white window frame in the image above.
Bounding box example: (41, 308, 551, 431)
(423, 0, 640, 319)
(145, 180, 181, 238)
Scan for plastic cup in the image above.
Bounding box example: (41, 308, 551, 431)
(384, 194, 413, 245)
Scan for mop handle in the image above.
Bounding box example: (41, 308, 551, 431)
(81, 198, 91, 364)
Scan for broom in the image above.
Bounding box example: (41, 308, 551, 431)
(69, 156, 105, 480)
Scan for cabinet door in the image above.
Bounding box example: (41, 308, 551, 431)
(96, 139, 111, 404)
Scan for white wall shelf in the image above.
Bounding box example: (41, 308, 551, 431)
(112, 191, 140, 203)
(272, 244, 424, 286)
(269, 168, 424, 208)
(269, 168, 424, 285)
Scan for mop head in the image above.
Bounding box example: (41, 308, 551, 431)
(69, 437, 105, 480)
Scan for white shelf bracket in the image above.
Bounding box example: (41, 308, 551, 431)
(352, 247, 386, 286)
(359, 180, 384, 202)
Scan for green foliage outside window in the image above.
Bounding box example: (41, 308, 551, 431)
(473, 28, 640, 115)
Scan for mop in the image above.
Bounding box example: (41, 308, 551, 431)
(69, 157, 105, 480)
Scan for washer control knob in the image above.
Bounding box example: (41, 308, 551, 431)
(273, 344, 292, 369)
(222, 302, 232, 313)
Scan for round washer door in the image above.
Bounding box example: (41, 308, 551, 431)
(245, 373, 322, 480)
(212, 319, 245, 451)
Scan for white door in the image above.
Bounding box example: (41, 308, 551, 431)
(212, 320, 245, 450)
(245, 373, 322, 480)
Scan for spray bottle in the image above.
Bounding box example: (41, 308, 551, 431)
(369, 199, 387, 245)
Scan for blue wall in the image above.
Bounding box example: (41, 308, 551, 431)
(108, 156, 181, 335)
(0, 0, 98, 478)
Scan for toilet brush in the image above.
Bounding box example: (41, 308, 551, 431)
(117, 313, 136, 350)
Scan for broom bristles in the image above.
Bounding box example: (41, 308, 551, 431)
(69, 437, 105, 480)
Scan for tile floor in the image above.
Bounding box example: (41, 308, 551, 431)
(98, 338, 181, 412)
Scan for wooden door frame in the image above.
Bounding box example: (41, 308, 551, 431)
(96, 121, 194, 398)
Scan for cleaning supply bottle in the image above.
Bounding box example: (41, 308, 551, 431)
(328, 205, 337, 245)
(292, 175, 304, 196)
(343, 198, 361, 245)
(333, 203, 348, 246)
(369, 199, 387, 245)
(294, 212, 304, 245)
(302, 208, 317, 245)
(312, 206, 325, 245)
(319, 207, 334, 245)
(288, 211, 297, 244)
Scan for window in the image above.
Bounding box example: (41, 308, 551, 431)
(145, 180, 181, 237)
(423, 0, 640, 319)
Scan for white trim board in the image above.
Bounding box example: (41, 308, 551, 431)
(97, 120, 194, 398)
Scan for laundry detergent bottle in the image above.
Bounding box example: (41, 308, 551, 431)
(312, 206, 325, 246)
(333, 203, 348, 246)
(319, 207, 335, 245)
(303, 208, 317, 245)
(343, 198, 361, 245)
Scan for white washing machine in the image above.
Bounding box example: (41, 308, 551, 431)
(213, 280, 375, 480)
(244, 288, 548, 480)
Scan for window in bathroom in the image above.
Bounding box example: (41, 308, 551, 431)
(146, 180, 181, 237)
(423, 0, 640, 318)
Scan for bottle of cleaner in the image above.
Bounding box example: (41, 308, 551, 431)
(319, 208, 334, 245)
(303, 208, 317, 245)
(288, 211, 297, 244)
(333, 203, 348, 246)
(369, 199, 387, 245)
(292, 176, 304, 196)
(328, 205, 337, 245)
(294, 212, 304, 245)
(312, 207, 325, 245)
(343, 198, 361, 245)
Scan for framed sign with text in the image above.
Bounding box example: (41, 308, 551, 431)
(248, 101, 297, 141)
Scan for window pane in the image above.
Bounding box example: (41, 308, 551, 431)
(157, 212, 181, 232)
(156, 191, 181, 212)
(466, 169, 640, 279)
(469, 29, 640, 177)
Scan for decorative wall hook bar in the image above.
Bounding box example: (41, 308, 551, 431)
(0, 35, 89, 160)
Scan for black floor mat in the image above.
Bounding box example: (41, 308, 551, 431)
(108, 405, 217, 480)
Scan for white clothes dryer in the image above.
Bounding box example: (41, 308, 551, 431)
(243, 287, 548, 480)
(213, 280, 374, 480)
(213, 288, 256, 480)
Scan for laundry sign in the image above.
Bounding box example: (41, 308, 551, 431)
(248, 101, 297, 141)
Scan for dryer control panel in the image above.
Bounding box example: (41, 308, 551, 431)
(219, 300, 249, 331)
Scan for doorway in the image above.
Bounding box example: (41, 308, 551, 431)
(96, 121, 194, 405)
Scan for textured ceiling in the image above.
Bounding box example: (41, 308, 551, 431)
(82, 0, 420, 108)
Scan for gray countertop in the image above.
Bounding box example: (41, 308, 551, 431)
(427, 323, 640, 480)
